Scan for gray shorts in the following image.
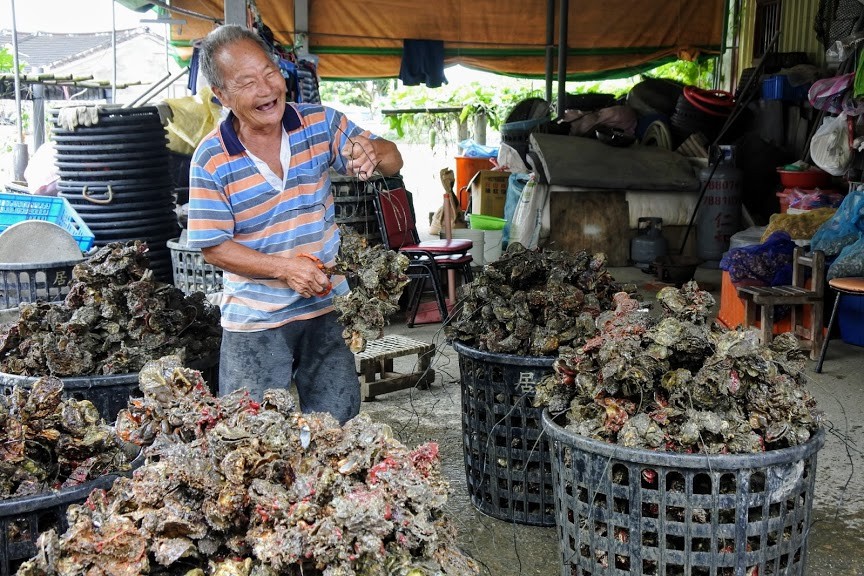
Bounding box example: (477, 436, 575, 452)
(218, 312, 360, 424)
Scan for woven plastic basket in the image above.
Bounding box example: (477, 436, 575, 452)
(167, 238, 223, 295)
(543, 410, 825, 576)
(453, 340, 556, 526)
(0, 258, 82, 308)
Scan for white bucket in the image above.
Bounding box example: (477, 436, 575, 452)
(484, 230, 503, 264)
(446, 228, 486, 266)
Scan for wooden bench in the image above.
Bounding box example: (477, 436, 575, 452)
(356, 334, 435, 400)
(736, 247, 825, 360)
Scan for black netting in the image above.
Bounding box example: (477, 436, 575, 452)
(815, 0, 864, 50)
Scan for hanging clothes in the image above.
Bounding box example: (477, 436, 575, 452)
(399, 39, 448, 88)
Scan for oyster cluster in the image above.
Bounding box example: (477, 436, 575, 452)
(330, 227, 410, 353)
(0, 241, 222, 377)
(446, 243, 634, 356)
(535, 282, 820, 453)
(18, 356, 479, 576)
(0, 377, 131, 499)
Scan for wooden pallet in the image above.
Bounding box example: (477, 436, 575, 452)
(356, 334, 435, 400)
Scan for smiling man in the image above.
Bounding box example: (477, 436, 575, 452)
(186, 25, 403, 424)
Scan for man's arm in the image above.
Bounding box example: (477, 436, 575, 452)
(202, 240, 331, 298)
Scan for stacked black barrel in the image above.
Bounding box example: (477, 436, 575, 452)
(51, 105, 179, 281)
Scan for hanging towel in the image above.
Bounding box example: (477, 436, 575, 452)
(399, 39, 448, 88)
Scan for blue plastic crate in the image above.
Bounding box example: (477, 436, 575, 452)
(761, 75, 811, 102)
(0, 192, 94, 252)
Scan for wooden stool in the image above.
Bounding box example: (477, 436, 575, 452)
(816, 277, 864, 373)
(356, 334, 435, 400)
(737, 247, 825, 360)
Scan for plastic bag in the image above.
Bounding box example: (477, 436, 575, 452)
(787, 188, 844, 210)
(829, 236, 864, 279)
(23, 141, 59, 196)
(719, 231, 796, 286)
(810, 112, 852, 176)
(458, 139, 499, 158)
(811, 189, 864, 257)
(509, 175, 549, 249)
(760, 207, 836, 241)
(164, 86, 222, 156)
(502, 172, 530, 246)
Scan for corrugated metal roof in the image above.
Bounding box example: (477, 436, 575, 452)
(0, 28, 161, 71)
(780, 0, 824, 66)
(737, 0, 823, 77)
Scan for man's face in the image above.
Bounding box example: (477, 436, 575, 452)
(211, 38, 286, 133)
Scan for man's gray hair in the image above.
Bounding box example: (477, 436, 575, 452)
(199, 25, 275, 89)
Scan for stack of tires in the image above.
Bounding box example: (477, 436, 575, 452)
(670, 87, 735, 146)
(52, 105, 179, 281)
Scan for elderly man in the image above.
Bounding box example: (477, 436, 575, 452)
(187, 25, 403, 424)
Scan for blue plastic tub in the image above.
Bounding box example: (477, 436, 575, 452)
(838, 293, 864, 347)
(0, 193, 94, 252)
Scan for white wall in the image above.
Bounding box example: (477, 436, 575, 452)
(49, 33, 188, 104)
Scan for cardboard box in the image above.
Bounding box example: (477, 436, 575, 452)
(469, 170, 509, 218)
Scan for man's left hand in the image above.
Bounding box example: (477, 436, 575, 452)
(341, 135, 379, 181)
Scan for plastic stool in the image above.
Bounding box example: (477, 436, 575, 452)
(815, 277, 864, 373)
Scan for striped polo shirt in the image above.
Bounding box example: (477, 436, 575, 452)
(187, 103, 370, 332)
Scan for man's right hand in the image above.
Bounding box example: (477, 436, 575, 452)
(279, 256, 332, 298)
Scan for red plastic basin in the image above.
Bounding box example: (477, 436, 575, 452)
(776, 168, 832, 189)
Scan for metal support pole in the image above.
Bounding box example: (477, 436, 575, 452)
(544, 0, 554, 105)
(10, 0, 23, 144)
(295, 0, 309, 55)
(10, 0, 28, 181)
(224, 0, 246, 27)
(165, 23, 171, 98)
(124, 67, 189, 108)
(32, 68, 45, 150)
(557, 0, 569, 116)
(111, 0, 117, 103)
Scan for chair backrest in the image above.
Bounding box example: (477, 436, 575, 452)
(372, 186, 420, 250)
(792, 246, 825, 296)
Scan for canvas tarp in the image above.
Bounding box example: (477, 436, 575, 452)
(166, 0, 728, 80)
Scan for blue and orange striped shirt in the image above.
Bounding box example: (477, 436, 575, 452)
(187, 103, 370, 332)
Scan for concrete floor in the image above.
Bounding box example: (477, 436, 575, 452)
(358, 265, 864, 576)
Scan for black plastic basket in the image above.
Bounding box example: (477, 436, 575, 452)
(0, 457, 139, 576)
(0, 355, 219, 423)
(0, 259, 82, 308)
(542, 410, 826, 576)
(452, 340, 556, 526)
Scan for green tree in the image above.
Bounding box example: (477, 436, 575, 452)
(319, 79, 392, 110)
(647, 59, 716, 88)
(0, 46, 17, 73)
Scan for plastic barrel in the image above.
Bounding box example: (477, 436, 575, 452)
(452, 340, 556, 526)
(483, 230, 503, 264)
(446, 229, 486, 266)
(543, 410, 825, 576)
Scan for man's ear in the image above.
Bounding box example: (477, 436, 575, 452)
(211, 85, 226, 105)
